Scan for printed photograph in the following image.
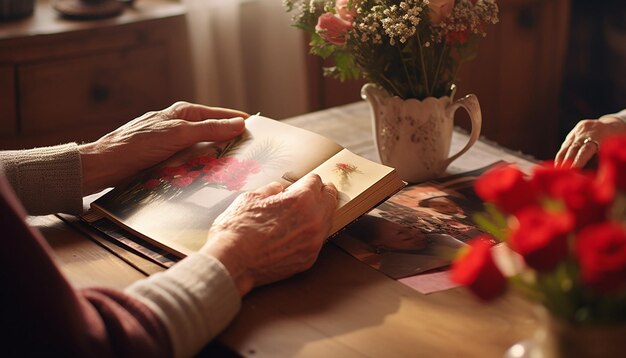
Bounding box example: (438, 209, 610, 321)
(334, 162, 504, 279)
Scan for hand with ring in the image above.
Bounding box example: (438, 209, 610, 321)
(555, 115, 626, 168)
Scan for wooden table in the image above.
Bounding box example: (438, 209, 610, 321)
(34, 102, 539, 357)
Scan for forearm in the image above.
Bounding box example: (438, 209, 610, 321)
(0, 175, 171, 357)
(125, 253, 241, 358)
(0, 143, 83, 215)
(603, 109, 626, 123)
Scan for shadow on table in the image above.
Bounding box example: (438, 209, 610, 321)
(216, 243, 404, 356)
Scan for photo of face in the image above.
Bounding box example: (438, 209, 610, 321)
(336, 213, 465, 279)
(350, 215, 428, 254)
(334, 162, 504, 280)
(418, 196, 464, 216)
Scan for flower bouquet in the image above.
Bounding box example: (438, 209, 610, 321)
(284, 0, 499, 99)
(450, 134, 626, 328)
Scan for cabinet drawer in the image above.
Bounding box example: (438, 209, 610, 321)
(0, 65, 17, 137)
(18, 45, 172, 135)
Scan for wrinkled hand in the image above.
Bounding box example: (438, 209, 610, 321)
(79, 102, 248, 194)
(199, 174, 338, 296)
(555, 115, 626, 168)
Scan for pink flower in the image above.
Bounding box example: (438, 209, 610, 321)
(336, 0, 357, 22)
(171, 176, 193, 188)
(316, 12, 352, 46)
(428, 0, 454, 24)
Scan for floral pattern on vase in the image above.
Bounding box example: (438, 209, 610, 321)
(361, 83, 482, 183)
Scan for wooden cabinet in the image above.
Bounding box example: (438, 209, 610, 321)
(307, 0, 570, 160)
(456, 0, 570, 159)
(0, 0, 193, 149)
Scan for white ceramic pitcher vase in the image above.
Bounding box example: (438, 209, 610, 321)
(361, 83, 482, 183)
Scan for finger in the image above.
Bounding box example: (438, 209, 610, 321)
(555, 137, 576, 167)
(288, 173, 324, 194)
(321, 182, 339, 209)
(572, 143, 597, 168)
(253, 181, 284, 198)
(554, 147, 567, 167)
(561, 143, 582, 168)
(188, 117, 246, 142)
(167, 102, 250, 122)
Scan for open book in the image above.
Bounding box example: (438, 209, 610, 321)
(89, 115, 405, 258)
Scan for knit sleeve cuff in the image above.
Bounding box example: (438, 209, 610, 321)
(0, 143, 83, 215)
(602, 109, 626, 124)
(124, 253, 241, 358)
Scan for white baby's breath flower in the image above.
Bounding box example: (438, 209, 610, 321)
(284, 0, 499, 99)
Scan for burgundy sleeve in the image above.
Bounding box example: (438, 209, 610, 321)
(0, 175, 173, 357)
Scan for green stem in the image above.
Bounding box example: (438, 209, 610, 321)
(429, 42, 447, 96)
(416, 32, 431, 97)
(379, 74, 404, 98)
(398, 43, 417, 99)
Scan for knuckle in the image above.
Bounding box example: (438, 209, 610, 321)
(172, 101, 190, 109)
(240, 191, 260, 203)
(578, 120, 595, 130)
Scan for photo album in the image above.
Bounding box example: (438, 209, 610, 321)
(83, 115, 405, 260)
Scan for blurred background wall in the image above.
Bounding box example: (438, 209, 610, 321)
(183, 0, 309, 119)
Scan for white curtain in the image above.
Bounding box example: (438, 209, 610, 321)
(182, 0, 309, 119)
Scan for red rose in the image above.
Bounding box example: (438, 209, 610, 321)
(531, 165, 611, 229)
(451, 236, 507, 301)
(508, 207, 574, 271)
(446, 29, 470, 45)
(576, 222, 626, 293)
(474, 164, 537, 214)
(598, 133, 626, 192)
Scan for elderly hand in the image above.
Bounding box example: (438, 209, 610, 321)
(199, 173, 338, 296)
(79, 102, 248, 194)
(555, 115, 626, 168)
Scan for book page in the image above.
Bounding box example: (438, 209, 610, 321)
(92, 115, 343, 256)
(309, 148, 405, 235)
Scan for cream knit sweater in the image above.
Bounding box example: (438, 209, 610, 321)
(0, 143, 241, 358)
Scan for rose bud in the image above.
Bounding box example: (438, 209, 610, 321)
(336, 0, 357, 22)
(451, 236, 507, 301)
(428, 0, 454, 25)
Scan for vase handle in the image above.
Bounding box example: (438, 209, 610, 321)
(443, 94, 482, 167)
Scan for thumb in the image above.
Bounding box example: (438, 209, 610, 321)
(253, 181, 284, 198)
(191, 117, 246, 142)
